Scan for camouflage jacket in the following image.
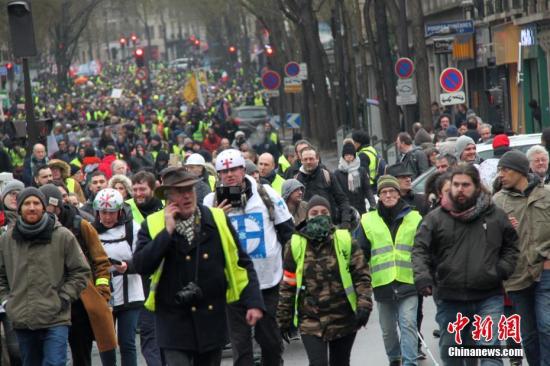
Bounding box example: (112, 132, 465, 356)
(277, 232, 373, 341)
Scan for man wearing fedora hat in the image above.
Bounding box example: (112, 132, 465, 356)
(132, 167, 264, 366)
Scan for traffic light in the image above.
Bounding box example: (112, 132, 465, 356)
(130, 33, 137, 46)
(228, 45, 237, 54)
(119, 37, 127, 48)
(194, 39, 200, 49)
(134, 48, 145, 67)
(6, 63, 14, 81)
(265, 45, 274, 57)
(7, 0, 37, 58)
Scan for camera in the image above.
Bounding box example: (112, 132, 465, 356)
(174, 282, 203, 306)
(216, 186, 242, 207)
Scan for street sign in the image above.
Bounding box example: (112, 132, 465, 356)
(434, 38, 453, 54)
(396, 79, 414, 95)
(136, 67, 148, 81)
(261, 70, 281, 90)
(298, 63, 308, 80)
(440, 91, 466, 106)
(284, 62, 300, 77)
(263, 89, 280, 98)
(284, 77, 302, 93)
(439, 67, 464, 93)
(396, 94, 417, 106)
(394, 58, 415, 79)
(286, 113, 302, 128)
(425, 20, 474, 38)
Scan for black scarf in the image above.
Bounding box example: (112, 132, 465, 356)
(377, 199, 406, 228)
(13, 212, 55, 243)
(137, 197, 164, 217)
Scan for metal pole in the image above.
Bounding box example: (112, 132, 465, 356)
(22, 57, 38, 151)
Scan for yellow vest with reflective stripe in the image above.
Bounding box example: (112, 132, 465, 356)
(360, 210, 421, 288)
(66, 178, 76, 194)
(278, 155, 290, 174)
(271, 174, 285, 196)
(126, 198, 145, 224)
(144, 207, 249, 311)
(268, 132, 279, 145)
(290, 230, 357, 327)
(358, 146, 378, 185)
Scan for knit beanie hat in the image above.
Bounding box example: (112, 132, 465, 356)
(446, 126, 459, 138)
(1, 179, 24, 202)
(377, 175, 401, 194)
(17, 187, 47, 213)
(492, 134, 510, 149)
(414, 128, 432, 146)
(281, 179, 304, 201)
(245, 160, 258, 175)
(39, 184, 64, 208)
(455, 135, 476, 159)
(498, 150, 530, 177)
(70, 164, 81, 176)
(306, 195, 331, 213)
(341, 142, 356, 158)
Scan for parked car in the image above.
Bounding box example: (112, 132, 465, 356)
(231, 106, 271, 136)
(411, 133, 542, 194)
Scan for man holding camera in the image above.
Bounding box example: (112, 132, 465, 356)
(204, 149, 294, 366)
(132, 167, 264, 365)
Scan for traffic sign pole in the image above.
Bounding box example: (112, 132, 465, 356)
(394, 58, 415, 79)
(439, 67, 464, 93)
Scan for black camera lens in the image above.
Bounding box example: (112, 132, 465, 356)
(174, 282, 203, 306)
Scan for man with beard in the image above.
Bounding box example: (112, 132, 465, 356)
(295, 147, 351, 227)
(125, 171, 165, 366)
(39, 184, 117, 366)
(357, 175, 422, 366)
(413, 164, 519, 366)
(493, 150, 550, 365)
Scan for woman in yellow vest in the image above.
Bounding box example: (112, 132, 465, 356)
(277, 195, 372, 366)
(130, 168, 264, 364)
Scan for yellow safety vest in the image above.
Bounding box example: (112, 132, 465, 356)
(70, 158, 82, 168)
(290, 230, 357, 327)
(66, 178, 76, 194)
(360, 210, 421, 288)
(278, 155, 290, 174)
(271, 174, 285, 196)
(268, 131, 279, 146)
(126, 198, 145, 225)
(208, 175, 216, 192)
(144, 207, 249, 311)
(358, 146, 379, 186)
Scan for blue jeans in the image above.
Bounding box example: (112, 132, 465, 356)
(15, 325, 69, 366)
(508, 269, 550, 366)
(377, 295, 418, 366)
(113, 308, 140, 366)
(139, 308, 163, 366)
(435, 295, 504, 366)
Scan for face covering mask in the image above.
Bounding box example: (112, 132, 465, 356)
(303, 215, 332, 242)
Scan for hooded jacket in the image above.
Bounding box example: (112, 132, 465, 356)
(413, 192, 519, 301)
(493, 176, 550, 292)
(0, 218, 90, 330)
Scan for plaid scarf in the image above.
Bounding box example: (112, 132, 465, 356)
(175, 209, 201, 244)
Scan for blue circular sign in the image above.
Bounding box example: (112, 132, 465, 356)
(394, 58, 414, 79)
(439, 68, 463, 93)
(285, 62, 300, 77)
(261, 70, 281, 90)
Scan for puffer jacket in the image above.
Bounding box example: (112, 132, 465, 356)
(493, 177, 550, 292)
(0, 218, 90, 330)
(277, 229, 372, 341)
(412, 193, 519, 301)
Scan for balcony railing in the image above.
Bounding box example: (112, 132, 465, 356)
(484, 0, 549, 16)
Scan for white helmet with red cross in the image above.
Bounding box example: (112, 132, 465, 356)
(215, 149, 246, 172)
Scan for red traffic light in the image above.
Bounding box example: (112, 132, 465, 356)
(135, 48, 144, 56)
(131, 34, 137, 42)
(228, 46, 237, 53)
(6, 63, 13, 70)
(194, 39, 200, 46)
(119, 37, 127, 44)
(265, 46, 274, 56)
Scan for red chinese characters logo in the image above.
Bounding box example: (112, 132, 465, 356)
(498, 314, 521, 344)
(447, 312, 470, 344)
(447, 313, 521, 344)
